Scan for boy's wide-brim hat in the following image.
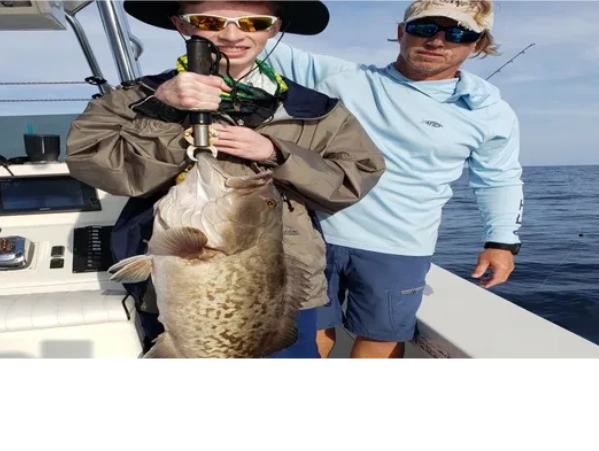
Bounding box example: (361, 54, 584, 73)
(123, 0, 330, 35)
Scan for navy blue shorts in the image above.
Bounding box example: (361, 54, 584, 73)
(317, 244, 432, 342)
(266, 308, 320, 358)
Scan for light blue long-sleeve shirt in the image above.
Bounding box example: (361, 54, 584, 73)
(261, 42, 524, 257)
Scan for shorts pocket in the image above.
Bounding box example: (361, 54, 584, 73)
(388, 285, 426, 331)
(400, 286, 426, 295)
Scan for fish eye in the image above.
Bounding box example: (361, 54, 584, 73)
(266, 199, 276, 208)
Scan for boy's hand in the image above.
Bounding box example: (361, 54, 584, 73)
(210, 124, 275, 161)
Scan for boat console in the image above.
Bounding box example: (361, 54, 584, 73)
(0, 0, 146, 358)
(0, 161, 143, 358)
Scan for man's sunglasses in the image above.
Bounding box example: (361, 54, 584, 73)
(178, 14, 279, 32)
(405, 20, 482, 44)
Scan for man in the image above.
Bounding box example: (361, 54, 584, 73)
(65, 0, 385, 358)
(261, 0, 524, 358)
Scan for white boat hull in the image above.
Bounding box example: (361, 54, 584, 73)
(329, 264, 599, 358)
(0, 309, 143, 359)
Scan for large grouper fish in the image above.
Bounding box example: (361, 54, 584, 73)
(108, 151, 300, 358)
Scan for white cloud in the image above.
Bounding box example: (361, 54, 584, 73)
(495, 15, 599, 47)
(582, 45, 599, 61)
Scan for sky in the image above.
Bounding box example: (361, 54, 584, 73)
(0, 0, 598, 166)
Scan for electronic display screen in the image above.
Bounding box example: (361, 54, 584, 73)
(0, 176, 101, 215)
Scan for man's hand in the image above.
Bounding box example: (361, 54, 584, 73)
(210, 124, 276, 161)
(471, 249, 515, 289)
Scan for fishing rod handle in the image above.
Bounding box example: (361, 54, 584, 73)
(186, 36, 214, 148)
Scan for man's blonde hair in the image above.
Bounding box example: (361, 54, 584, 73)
(469, 0, 500, 58)
(474, 30, 500, 58)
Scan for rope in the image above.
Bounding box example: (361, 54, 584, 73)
(0, 81, 91, 86)
(0, 77, 108, 87)
(0, 98, 92, 102)
(0, 77, 108, 102)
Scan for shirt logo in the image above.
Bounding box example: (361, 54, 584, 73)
(422, 120, 443, 128)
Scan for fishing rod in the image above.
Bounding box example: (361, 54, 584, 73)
(186, 35, 217, 149)
(485, 43, 536, 81)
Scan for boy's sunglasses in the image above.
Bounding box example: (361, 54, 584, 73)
(405, 20, 482, 44)
(178, 14, 279, 32)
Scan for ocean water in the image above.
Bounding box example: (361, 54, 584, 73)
(432, 165, 599, 345)
(1, 116, 597, 346)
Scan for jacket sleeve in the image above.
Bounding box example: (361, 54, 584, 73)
(468, 108, 524, 245)
(65, 85, 189, 198)
(260, 106, 386, 214)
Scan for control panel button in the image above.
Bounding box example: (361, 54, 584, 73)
(51, 246, 65, 257)
(50, 258, 64, 269)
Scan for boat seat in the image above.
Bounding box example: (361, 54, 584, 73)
(0, 291, 131, 333)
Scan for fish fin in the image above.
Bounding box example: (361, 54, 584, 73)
(148, 227, 208, 258)
(143, 332, 181, 358)
(260, 321, 299, 358)
(108, 254, 152, 283)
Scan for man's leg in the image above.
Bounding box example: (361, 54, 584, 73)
(316, 328, 337, 358)
(351, 336, 406, 358)
(343, 249, 432, 359)
(266, 308, 320, 358)
(315, 244, 349, 358)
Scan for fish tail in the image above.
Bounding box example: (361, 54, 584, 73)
(142, 332, 181, 358)
(260, 316, 299, 357)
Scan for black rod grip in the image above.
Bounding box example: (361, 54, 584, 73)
(186, 36, 213, 148)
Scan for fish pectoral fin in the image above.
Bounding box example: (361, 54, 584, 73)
(148, 227, 208, 258)
(108, 255, 152, 283)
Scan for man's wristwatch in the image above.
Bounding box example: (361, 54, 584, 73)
(484, 242, 521, 255)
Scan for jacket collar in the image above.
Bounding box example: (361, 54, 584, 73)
(279, 77, 338, 119)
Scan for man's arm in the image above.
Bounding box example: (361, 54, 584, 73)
(468, 108, 523, 288)
(468, 111, 524, 246)
(66, 85, 189, 198)
(260, 41, 360, 90)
